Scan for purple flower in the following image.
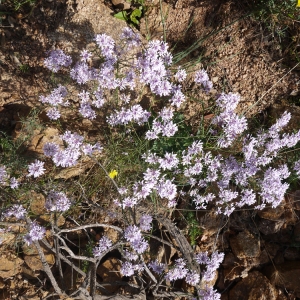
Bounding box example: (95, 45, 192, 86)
(4, 204, 26, 220)
(45, 191, 71, 212)
(43, 142, 59, 157)
(39, 85, 68, 107)
(199, 286, 221, 300)
(93, 236, 113, 257)
(27, 160, 45, 178)
(170, 89, 185, 108)
(260, 165, 290, 208)
(131, 238, 149, 254)
(294, 159, 300, 177)
(148, 260, 166, 274)
(123, 250, 138, 261)
(24, 222, 46, 245)
(174, 68, 187, 82)
(46, 107, 61, 120)
(0, 166, 8, 185)
(120, 27, 141, 49)
(139, 215, 152, 231)
(158, 153, 179, 170)
(195, 252, 210, 265)
(124, 225, 142, 243)
(186, 270, 200, 286)
(165, 258, 188, 281)
(161, 121, 178, 137)
(216, 92, 240, 111)
(194, 69, 212, 92)
(80, 49, 92, 62)
(120, 261, 135, 277)
(10, 177, 19, 189)
(79, 102, 96, 120)
(70, 62, 91, 84)
(95, 33, 116, 60)
(44, 50, 72, 72)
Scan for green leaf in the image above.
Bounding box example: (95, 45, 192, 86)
(114, 11, 128, 21)
(130, 8, 142, 24)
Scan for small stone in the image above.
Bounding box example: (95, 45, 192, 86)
(264, 261, 300, 297)
(111, 0, 130, 10)
(257, 206, 284, 220)
(230, 271, 277, 300)
(230, 230, 260, 259)
(258, 219, 284, 235)
(0, 256, 23, 278)
(97, 258, 122, 293)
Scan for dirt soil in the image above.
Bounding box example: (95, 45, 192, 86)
(1, 0, 300, 299)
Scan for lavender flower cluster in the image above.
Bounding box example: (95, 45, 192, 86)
(1, 27, 300, 300)
(43, 131, 102, 167)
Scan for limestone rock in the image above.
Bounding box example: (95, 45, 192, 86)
(230, 231, 260, 259)
(257, 206, 284, 220)
(0, 256, 23, 278)
(97, 258, 122, 293)
(24, 253, 55, 271)
(264, 261, 300, 298)
(111, 0, 130, 10)
(258, 218, 284, 236)
(229, 271, 277, 300)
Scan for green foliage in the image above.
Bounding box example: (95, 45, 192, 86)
(114, 0, 145, 27)
(19, 64, 30, 73)
(151, 112, 194, 155)
(186, 212, 202, 247)
(248, 0, 300, 61)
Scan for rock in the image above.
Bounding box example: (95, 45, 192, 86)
(0, 256, 23, 278)
(264, 261, 300, 298)
(0, 278, 5, 289)
(96, 258, 122, 293)
(0, 231, 15, 246)
(291, 190, 300, 210)
(54, 159, 91, 179)
(229, 271, 277, 300)
(230, 231, 260, 259)
(293, 222, 300, 242)
(24, 253, 55, 271)
(284, 247, 300, 261)
(257, 206, 284, 220)
(258, 218, 284, 235)
(111, 0, 131, 10)
(103, 228, 120, 244)
(27, 127, 63, 155)
(39, 214, 65, 227)
(22, 231, 55, 271)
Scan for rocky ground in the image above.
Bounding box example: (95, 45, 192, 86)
(1, 0, 300, 299)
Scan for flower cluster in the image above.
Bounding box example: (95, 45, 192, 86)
(44, 49, 72, 73)
(45, 191, 71, 212)
(212, 93, 247, 148)
(93, 236, 113, 257)
(0, 166, 19, 189)
(23, 221, 46, 245)
(195, 251, 224, 282)
(27, 160, 45, 178)
(43, 131, 102, 168)
(124, 225, 149, 254)
(3, 204, 27, 220)
(195, 69, 213, 93)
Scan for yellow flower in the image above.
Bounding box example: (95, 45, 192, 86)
(109, 170, 118, 179)
(298, 0, 300, 7)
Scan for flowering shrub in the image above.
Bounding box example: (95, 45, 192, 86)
(0, 27, 300, 299)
